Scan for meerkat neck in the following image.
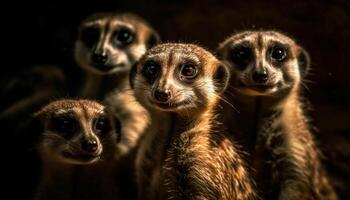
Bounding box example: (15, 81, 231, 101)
(168, 101, 219, 140)
(81, 71, 129, 100)
(279, 85, 304, 124)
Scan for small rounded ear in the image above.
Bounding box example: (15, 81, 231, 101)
(297, 47, 311, 78)
(146, 31, 160, 49)
(129, 62, 138, 89)
(214, 62, 231, 94)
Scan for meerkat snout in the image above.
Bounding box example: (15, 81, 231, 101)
(75, 13, 160, 75)
(80, 137, 98, 153)
(251, 67, 269, 84)
(153, 89, 171, 103)
(90, 50, 109, 66)
(131, 43, 230, 113)
(34, 100, 120, 165)
(218, 31, 310, 96)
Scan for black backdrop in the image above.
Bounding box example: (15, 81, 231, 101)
(2, 0, 350, 199)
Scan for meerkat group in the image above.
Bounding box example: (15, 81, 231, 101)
(7, 10, 338, 200)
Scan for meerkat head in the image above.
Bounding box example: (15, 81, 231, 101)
(75, 12, 160, 75)
(130, 43, 230, 114)
(217, 31, 310, 96)
(33, 100, 121, 165)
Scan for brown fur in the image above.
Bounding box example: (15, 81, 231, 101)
(33, 100, 120, 200)
(74, 13, 160, 200)
(217, 31, 337, 200)
(131, 43, 257, 200)
(74, 12, 159, 158)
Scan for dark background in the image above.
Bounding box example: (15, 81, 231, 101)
(2, 0, 349, 199)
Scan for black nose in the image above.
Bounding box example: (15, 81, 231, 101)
(252, 69, 268, 84)
(81, 139, 98, 153)
(91, 52, 108, 65)
(154, 89, 171, 102)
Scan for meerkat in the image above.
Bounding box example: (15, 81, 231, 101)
(130, 43, 257, 200)
(32, 99, 121, 200)
(217, 31, 337, 200)
(74, 12, 160, 157)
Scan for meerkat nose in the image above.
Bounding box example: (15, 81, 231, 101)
(91, 51, 108, 65)
(252, 68, 268, 84)
(82, 139, 98, 153)
(154, 89, 171, 102)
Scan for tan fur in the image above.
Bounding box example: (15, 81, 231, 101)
(132, 43, 257, 200)
(74, 12, 159, 158)
(217, 31, 337, 200)
(34, 100, 120, 200)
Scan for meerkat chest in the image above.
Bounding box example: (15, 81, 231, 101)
(253, 111, 289, 198)
(160, 129, 205, 198)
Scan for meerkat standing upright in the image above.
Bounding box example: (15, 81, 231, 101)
(32, 99, 121, 200)
(75, 12, 160, 156)
(217, 31, 337, 200)
(131, 43, 257, 200)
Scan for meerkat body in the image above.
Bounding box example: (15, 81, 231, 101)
(217, 31, 337, 200)
(131, 43, 257, 200)
(33, 100, 121, 200)
(75, 12, 160, 157)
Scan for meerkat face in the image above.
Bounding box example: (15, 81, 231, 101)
(130, 43, 229, 114)
(75, 13, 160, 75)
(218, 31, 310, 96)
(34, 100, 120, 165)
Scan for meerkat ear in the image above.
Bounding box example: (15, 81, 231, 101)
(146, 31, 160, 49)
(214, 62, 231, 94)
(129, 62, 138, 89)
(297, 47, 311, 78)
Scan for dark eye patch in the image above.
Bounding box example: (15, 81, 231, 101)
(50, 113, 78, 138)
(93, 114, 112, 137)
(142, 60, 160, 84)
(80, 26, 100, 49)
(269, 42, 289, 63)
(179, 62, 198, 80)
(112, 26, 135, 47)
(228, 43, 253, 69)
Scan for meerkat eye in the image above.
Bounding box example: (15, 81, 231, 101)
(229, 46, 252, 65)
(115, 27, 134, 45)
(81, 26, 100, 48)
(52, 116, 77, 135)
(271, 46, 287, 62)
(94, 116, 111, 135)
(180, 63, 198, 79)
(142, 61, 159, 82)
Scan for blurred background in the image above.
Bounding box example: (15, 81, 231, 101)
(1, 0, 349, 199)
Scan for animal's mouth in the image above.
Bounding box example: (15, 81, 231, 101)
(250, 84, 276, 92)
(62, 151, 100, 163)
(151, 99, 190, 111)
(239, 80, 277, 92)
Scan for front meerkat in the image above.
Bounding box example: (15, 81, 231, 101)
(33, 100, 121, 200)
(75, 12, 160, 157)
(217, 31, 337, 200)
(131, 43, 257, 200)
